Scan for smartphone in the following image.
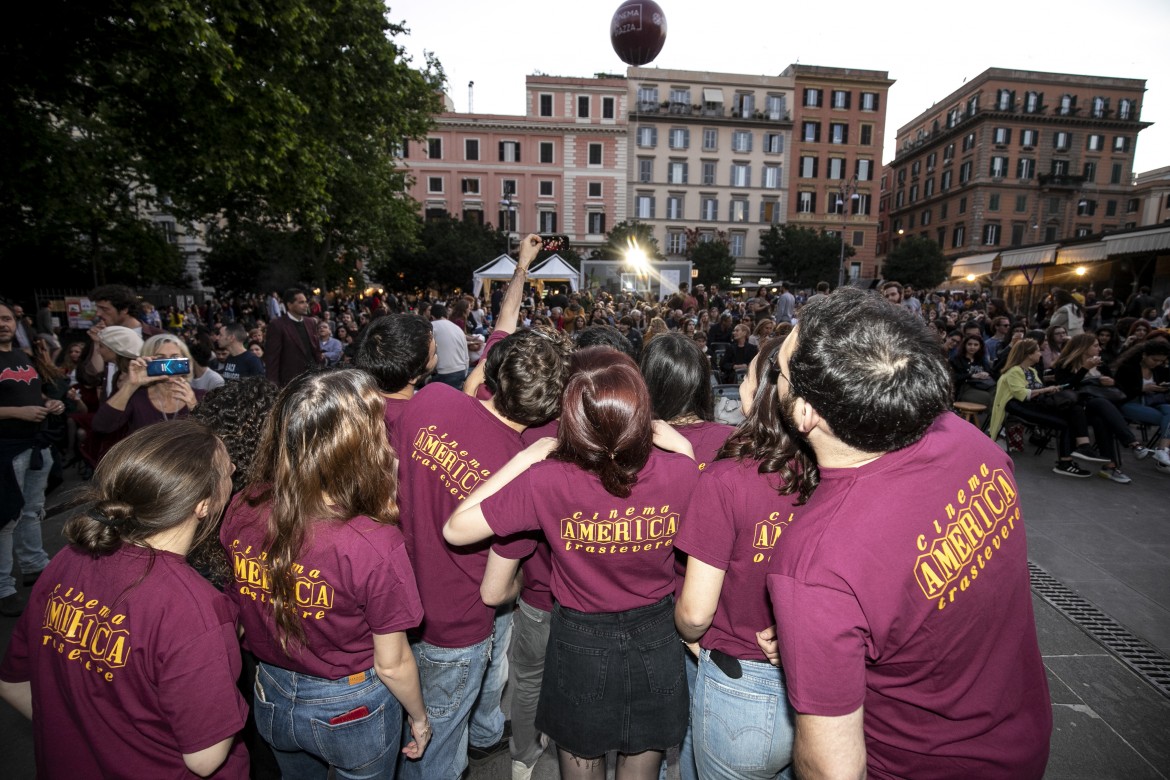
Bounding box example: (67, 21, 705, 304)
(541, 235, 570, 252)
(146, 358, 191, 377)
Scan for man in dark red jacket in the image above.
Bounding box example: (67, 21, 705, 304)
(264, 288, 322, 387)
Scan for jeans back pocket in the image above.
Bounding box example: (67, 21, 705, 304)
(309, 702, 393, 772)
(554, 641, 609, 705)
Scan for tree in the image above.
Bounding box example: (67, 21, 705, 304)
(881, 235, 950, 291)
(684, 228, 734, 288)
(596, 221, 664, 261)
(371, 215, 507, 293)
(758, 225, 852, 289)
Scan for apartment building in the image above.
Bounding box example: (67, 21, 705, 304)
(401, 75, 629, 255)
(625, 67, 795, 282)
(879, 68, 1150, 265)
(1133, 166, 1170, 227)
(785, 64, 894, 283)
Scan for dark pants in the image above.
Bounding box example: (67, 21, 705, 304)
(1005, 398, 1088, 458)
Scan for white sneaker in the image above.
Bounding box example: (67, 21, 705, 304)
(1157, 460, 1170, 474)
(1153, 448, 1170, 467)
(1133, 446, 1152, 460)
(512, 760, 536, 780)
(1098, 467, 1132, 484)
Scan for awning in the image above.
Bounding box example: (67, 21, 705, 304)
(1055, 242, 1108, 265)
(1102, 225, 1170, 255)
(703, 88, 723, 103)
(949, 251, 999, 279)
(999, 244, 1057, 269)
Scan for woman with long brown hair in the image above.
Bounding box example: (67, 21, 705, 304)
(220, 370, 430, 778)
(446, 348, 697, 780)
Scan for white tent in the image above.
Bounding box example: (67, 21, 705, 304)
(472, 254, 517, 298)
(528, 254, 579, 293)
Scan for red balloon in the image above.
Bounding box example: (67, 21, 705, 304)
(610, 0, 667, 67)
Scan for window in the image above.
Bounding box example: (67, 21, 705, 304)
(1087, 134, 1104, 151)
(990, 156, 1008, 178)
(983, 224, 1000, 245)
(1017, 158, 1035, 180)
(962, 133, 976, 152)
(1092, 96, 1108, 118)
(1051, 159, 1068, 176)
(732, 130, 752, 153)
(996, 89, 1013, 111)
(502, 179, 516, 196)
(959, 161, 972, 183)
(763, 165, 782, 189)
(461, 178, 480, 195)
(666, 231, 686, 255)
(730, 199, 749, 223)
(427, 138, 442, 159)
(797, 192, 816, 213)
(832, 90, 851, 109)
(766, 94, 786, 120)
(701, 197, 718, 221)
(1118, 98, 1134, 120)
(943, 143, 955, 161)
(637, 126, 657, 147)
(731, 163, 751, 187)
(926, 152, 937, 171)
(895, 191, 904, 208)
(499, 141, 520, 162)
(761, 199, 782, 224)
(1114, 136, 1130, 153)
(941, 170, 952, 190)
(735, 93, 755, 116)
(1106, 200, 1117, 217)
(729, 233, 745, 257)
(540, 94, 553, 117)
(702, 162, 716, 185)
(897, 169, 906, 185)
(638, 158, 653, 183)
(703, 128, 718, 151)
(829, 123, 848, 144)
(588, 143, 603, 166)
(958, 197, 967, 214)
(668, 161, 688, 184)
(1021, 129, 1038, 148)
(538, 180, 554, 197)
(911, 160, 921, 178)
(496, 207, 515, 231)
(1054, 132, 1070, 151)
(1025, 91, 1042, 113)
(540, 141, 554, 164)
(538, 211, 557, 232)
(853, 194, 871, 216)
(989, 194, 1000, 211)
(993, 127, 1011, 145)
(1083, 161, 1097, 182)
(1076, 199, 1096, 217)
(465, 139, 479, 160)
(828, 157, 845, 180)
(637, 86, 658, 110)
(667, 195, 684, 220)
(635, 194, 655, 219)
(952, 225, 966, 248)
(802, 122, 820, 142)
(670, 87, 691, 106)
(462, 209, 483, 225)
(924, 177, 935, 197)
(1015, 195, 1028, 213)
(804, 88, 822, 108)
(860, 125, 873, 146)
(856, 159, 873, 181)
(1010, 223, 1025, 245)
(800, 156, 818, 178)
(861, 92, 879, 111)
(588, 212, 607, 234)
(575, 95, 590, 118)
(921, 209, 932, 226)
(603, 97, 615, 119)
(940, 203, 948, 219)
(588, 182, 602, 198)
(1111, 163, 1123, 184)
(764, 133, 783, 154)
(1058, 94, 1075, 116)
(909, 184, 919, 203)
(427, 176, 443, 193)
(669, 128, 690, 149)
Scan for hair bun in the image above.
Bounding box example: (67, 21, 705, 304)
(90, 500, 135, 528)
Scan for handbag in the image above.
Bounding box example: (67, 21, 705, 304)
(1078, 384, 1126, 404)
(1006, 423, 1025, 453)
(1034, 389, 1077, 409)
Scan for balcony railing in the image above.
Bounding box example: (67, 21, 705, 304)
(631, 102, 790, 122)
(1037, 173, 1087, 189)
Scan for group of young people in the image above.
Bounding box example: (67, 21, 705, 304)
(2, 244, 1057, 780)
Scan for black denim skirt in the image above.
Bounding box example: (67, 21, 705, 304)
(535, 595, 688, 757)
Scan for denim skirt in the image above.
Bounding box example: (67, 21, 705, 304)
(536, 596, 688, 757)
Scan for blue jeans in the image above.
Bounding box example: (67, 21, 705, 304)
(691, 649, 795, 780)
(677, 649, 700, 780)
(469, 606, 513, 748)
(1121, 400, 1170, 440)
(0, 447, 53, 599)
(509, 598, 551, 768)
(252, 663, 402, 780)
(400, 634, 493, 780)
(433, 369, 468, 390)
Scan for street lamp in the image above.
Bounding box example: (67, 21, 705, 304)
(836, 175, 861, 289)
(500, 192, 517, 254)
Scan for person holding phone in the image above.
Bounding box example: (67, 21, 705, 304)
(93, 333, 203, 437)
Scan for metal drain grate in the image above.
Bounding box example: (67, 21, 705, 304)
(1029, 561, 1170, 700)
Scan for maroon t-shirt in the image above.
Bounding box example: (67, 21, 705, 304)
(767, 413, 1051, 779)
(482, 449, 698, 613)
(676, 420, 734, 472)
(221, 495, 423, 679)
(392, 382, 533, 646)
(514, 419, 559, 612)
(676, 457, 798, 661)
(382, 395, 409, 437)
(0, 545, 249, 779)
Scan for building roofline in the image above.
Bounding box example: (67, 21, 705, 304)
(781, 64, 894, 85)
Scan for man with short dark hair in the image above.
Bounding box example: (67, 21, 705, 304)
(263, 288, 322, 387)
(775, 282, 796, 324)
(805, 281, 831, 308)
(430, 303, 470, 389)
(766, 288, 1051, 779)
(355, 314, 435, 432)
(216, 322, 265, 381)
(879, 280, 903, 305)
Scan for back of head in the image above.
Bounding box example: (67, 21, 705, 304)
(355, 314, 434, 393)
(484, 328, 571, 427)
(1055, 333, 1096, 369)
(223, 321, 248, 345)
(89, 284, 138, 315)
(640, 332, 713, 422)
(1004, 338, 1040, 372)
(191, 377, 280, 494)
(575, 324, 636, 360)
(556, 348, 653, 497)
(430, 303, 447, 320)
(66, 420, 231, 556)
(789, 288, 951, 453)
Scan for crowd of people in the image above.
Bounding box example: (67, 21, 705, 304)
(1, 249, 1167, 779)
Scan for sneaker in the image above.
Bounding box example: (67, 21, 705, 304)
(469, 721, 512, 762)
(1053, 461, 1092, 478)
(1153, 448, 1170, 468)
(1098, 467, 1132, 484)
(512, 760, 536, 780)
(0, 593, 25, 617)
(1132, 446, 1153, 460)
(1070, 445, 1110, 464)
(1157, 460, 1170, 474)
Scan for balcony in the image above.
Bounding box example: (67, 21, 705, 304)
(630, 102, 790, 124)
(1038, 173, 1087, 189)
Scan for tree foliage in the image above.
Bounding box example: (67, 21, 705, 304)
(758, 225, 852, 289)
(373, 216, 507, 293)
(1, 0, 444, 296)
(684, 228, 734, 289)
(595, 221, 665, 261)
(881, 235, 950, 291)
